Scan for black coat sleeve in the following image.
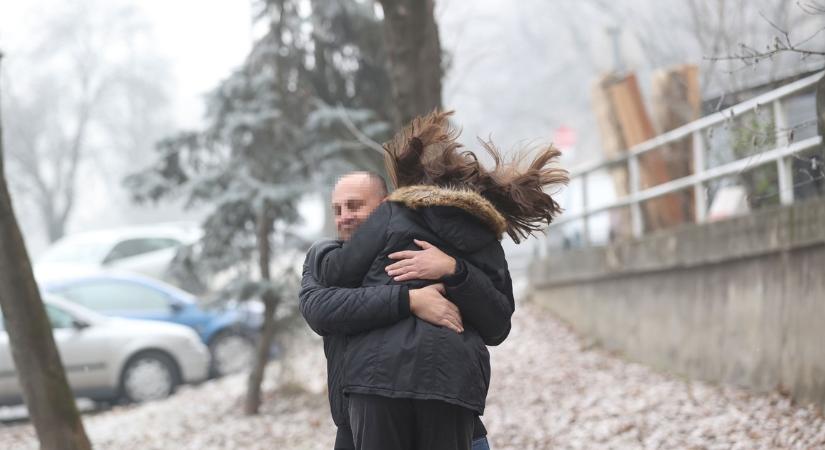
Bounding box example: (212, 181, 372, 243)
(442, 242, 515, 346)
(318, 202, 393, 288)
(300, 239, 411, 337)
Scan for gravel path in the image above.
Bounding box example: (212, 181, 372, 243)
(3, 297, 825, 449)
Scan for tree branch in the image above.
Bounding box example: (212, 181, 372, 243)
(335, 103, 385, 154)
(706, 3, 825, 66)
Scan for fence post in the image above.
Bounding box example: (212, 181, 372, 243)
(628, 154, 643, 238)
(773, 99, 794, 205)
(536, 232, 547, 261)
(692, 130, 707, 223)
(581, 172, 590, 246)
(817, 71, 825, 150)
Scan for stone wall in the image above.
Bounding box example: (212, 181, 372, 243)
(530, 197, 825, 409)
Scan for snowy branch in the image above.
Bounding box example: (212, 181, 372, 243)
(335, 103, 386, 154)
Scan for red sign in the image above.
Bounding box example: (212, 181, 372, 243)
(553, 126, 576, 153)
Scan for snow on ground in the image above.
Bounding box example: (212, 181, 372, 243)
(3, 284, 825, 449)
(483, 301, 825, 450)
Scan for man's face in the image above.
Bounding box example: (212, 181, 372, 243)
(331, 174, 384, 241)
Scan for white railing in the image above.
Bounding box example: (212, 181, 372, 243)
(549, 71, 823, 246)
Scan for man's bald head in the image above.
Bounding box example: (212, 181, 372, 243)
(332, 172, 388, 240)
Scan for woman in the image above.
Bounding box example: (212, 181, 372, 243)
(317, 110, 567, 450)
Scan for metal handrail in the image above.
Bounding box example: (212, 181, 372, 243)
(549, 70, 823, 243)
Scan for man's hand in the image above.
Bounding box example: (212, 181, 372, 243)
(409, 283, 463, 334)
(386, 239, 456, 282)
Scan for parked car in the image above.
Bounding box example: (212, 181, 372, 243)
(35, 223, 202, 282)
(0, 296, 209, 406)
(39, 272, 262, 377)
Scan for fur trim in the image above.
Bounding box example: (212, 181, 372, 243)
(388, 185, 508, 239)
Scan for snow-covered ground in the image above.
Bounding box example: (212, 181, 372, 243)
(483, 302, 825, 449)
(3, 284, 825, 449)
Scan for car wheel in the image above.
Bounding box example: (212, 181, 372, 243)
(120, 351, 179, 403)
(209, 331, 255, 377)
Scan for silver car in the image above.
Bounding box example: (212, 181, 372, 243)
(0, 296, 209, 405)
(35, 223, 202, 282)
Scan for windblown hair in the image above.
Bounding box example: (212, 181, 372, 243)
(383, 109, 569, 243)
(383, 110, 479, 188)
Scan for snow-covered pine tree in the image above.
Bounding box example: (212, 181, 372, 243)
(125, 0, 394, 414)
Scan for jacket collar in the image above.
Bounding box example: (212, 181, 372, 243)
(387, 185, 507, 239)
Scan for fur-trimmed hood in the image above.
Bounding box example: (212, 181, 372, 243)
(388, 185, 507, 240)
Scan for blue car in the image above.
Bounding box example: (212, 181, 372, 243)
(41, 272, 265, 377)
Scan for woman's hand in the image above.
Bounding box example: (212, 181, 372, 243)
(386, 239, 456, 282)
(408, 283, 463, 333)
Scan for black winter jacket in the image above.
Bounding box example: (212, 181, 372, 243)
(300, 240, 412, 427)
(301, 241, 491, 447)
(316, 185, 515, 415)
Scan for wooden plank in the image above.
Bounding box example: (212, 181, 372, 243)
(606, 73, 666, 233)
(592, 74, 632, 239)
(646, 65, 702, 229)
(592, 74, 628, 161)
(608, 73, 656, 147)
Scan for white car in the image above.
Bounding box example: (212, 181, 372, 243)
(35, 223, 202, 282)
(0, 296, 209, 405)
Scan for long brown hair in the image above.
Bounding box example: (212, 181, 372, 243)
(383, 109, 569, 243)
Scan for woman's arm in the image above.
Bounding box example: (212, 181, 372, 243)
(301, 240, 462, 336)
(385, 240, 514, 345)
(442, 250, 514, 346)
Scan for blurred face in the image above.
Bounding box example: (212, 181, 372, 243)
(332, 173, 385, 241)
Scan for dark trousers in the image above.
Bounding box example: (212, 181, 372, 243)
(348, 394, 475, 450)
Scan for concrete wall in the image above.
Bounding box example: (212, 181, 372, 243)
(530, 197, 825, 409)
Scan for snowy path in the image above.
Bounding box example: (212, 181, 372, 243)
(2, 297, 825, 449)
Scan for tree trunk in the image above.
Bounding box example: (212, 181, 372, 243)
(244, 208, 277, 415)
(244, 290, 279, 415)
(0, 53, 92, 450)
(44, 205, 66, 243)
(378, 0, 443, 126)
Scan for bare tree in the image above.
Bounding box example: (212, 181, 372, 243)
(0, 52, 93, 450)
(2, 0, 170, 243)
(4, 75, 99, 243)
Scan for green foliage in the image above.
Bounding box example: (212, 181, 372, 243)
(731, 112, 779, 208)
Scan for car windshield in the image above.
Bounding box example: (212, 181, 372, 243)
(0, 297, 106, 331)
(43, 295, 108, 325)
(38, 239, 112, 264)
(57, 280, 173, 315)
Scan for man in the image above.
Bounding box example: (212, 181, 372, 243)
(300, 172, 503, 449)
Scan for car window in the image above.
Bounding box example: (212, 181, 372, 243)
(104, 238, 180, 264)
(45, 305, 75, 329)
(57, 281, 171, 314)
(147, 238, 180, 251)
(104, 239, 154, 263)
(0, 308, 5, 331)
(38, 240, 112, 264)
